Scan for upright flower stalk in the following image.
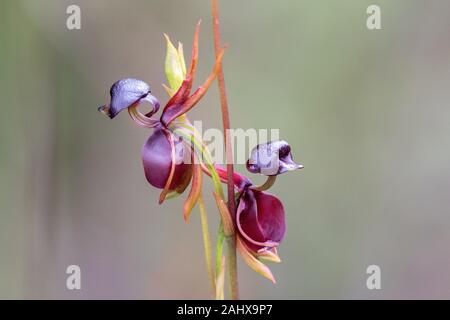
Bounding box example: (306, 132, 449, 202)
(211, 0, 239, 300)
(99, 3, 303, 299)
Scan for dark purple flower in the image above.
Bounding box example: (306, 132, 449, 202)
(99, 24, 223, 206)
(213, 140, 302, 260)
(236, 188, 285, 254)
(246, 140, 303, 176)
(213, 165, 285, 255)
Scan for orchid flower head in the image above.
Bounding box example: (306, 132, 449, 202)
(246, 140, 303, 176)
(98, 78, 160, 119)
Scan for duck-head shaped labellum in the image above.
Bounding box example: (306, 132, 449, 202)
(99, 78, 160, 119)
(236, 188, 286, 254)
(142, 128, 192, 203)
(246, 140, 303, 176)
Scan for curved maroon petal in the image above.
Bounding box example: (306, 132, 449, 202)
(100, 78, 160, 119)
(236, 189, 286, 253)
(142, 128, 191, 191)
(246, 140, 303, 176)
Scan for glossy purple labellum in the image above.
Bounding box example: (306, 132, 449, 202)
(99, 78, 160, 119)
(142, 128, 191, 191)
(236, 189, 286, 254)
(246, 140, 303, 176)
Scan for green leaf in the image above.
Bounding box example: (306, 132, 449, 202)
(164, 34, 186, 91)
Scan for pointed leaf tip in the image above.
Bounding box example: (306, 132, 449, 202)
(165, 34, 186, 91)
(237, 236, 276, 283)
(258, 248, 282, 263)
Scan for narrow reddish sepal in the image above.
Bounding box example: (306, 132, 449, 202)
(214, 165, 252, 192)
(183, 161, 202, 222)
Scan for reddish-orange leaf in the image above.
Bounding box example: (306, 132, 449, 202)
(183, 161, 202, 223)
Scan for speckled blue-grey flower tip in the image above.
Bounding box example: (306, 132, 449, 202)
(99, 78, 160, 119)
(246, 140, 303, 176)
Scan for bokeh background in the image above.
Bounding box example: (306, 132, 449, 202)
(1, 0, 450, 299)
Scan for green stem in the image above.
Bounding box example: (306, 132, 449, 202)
(251, 175, 277, 192)
(215, 223, 225, 276)
(225, 234, 238, 298)
(198, 195, 215, 298)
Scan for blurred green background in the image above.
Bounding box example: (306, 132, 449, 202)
(1, 0, 450, 299)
